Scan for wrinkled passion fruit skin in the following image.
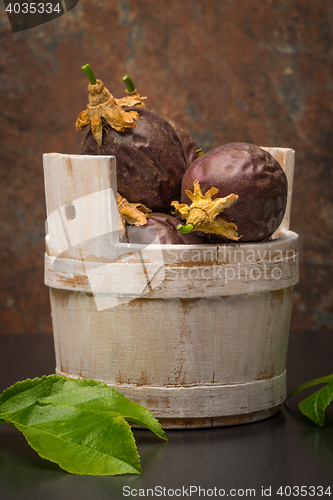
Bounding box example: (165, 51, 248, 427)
(122, 213, 203, 245)
(168, 119, 200, 166)
(181, 142, 288, 242)
(81, 108, 187, 213)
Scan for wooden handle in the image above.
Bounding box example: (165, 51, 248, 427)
(262, 147, 295, 231)
(43, 153, 118, 260)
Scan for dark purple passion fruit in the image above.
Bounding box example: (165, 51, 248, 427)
(81, 107, 187, 213)
(181, 142, 288, 242)
(122, 213, 203, 245)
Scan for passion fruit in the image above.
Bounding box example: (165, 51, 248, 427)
(180, 142, 288, 242)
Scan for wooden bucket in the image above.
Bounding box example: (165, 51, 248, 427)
(43, 148, 298, 428)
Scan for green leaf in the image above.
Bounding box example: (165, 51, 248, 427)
(298, 379, 333, 428)
(286, 373, 333, 399)
(0, 375, 167, 475)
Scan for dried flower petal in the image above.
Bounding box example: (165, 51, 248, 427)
(117, 193, 152, 228)
(115, 94, 146, 108)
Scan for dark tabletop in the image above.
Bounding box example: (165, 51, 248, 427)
(0, 331, 332, 500)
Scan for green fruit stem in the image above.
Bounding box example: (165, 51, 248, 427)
(177, 223, 194, 234)
(82, 64, 97, 85)
(123, 75, 136, 93)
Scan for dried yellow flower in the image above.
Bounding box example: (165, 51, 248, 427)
(171, 180, 240, 240)
(76, 77, 146, 147)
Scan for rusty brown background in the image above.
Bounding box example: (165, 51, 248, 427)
(0, 0, 332, 334)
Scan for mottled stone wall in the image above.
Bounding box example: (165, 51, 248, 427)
(0, 0, 332, 333)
